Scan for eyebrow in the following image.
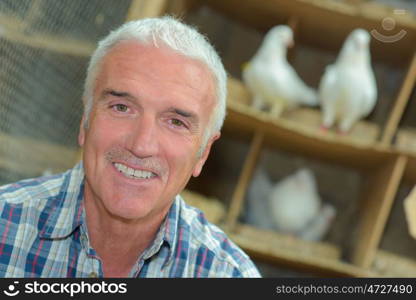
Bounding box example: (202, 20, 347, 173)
(169, 108, 193, 118)
(101, 89, 136, 101)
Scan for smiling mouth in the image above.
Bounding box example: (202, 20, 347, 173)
(113, 162, 157, 179)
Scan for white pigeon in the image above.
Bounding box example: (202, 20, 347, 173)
(319, 28, 377, 133)
(242, 25, 318, 118)
(246, 166, 335, 242)
(245, 166, 275, 230)
(268, 168, 322, 235)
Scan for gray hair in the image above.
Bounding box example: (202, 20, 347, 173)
(82, 16, 227, 150)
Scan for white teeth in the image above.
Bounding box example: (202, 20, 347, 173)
(113, 163, 155, 179)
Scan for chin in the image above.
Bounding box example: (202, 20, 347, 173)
(104, 189, 166, 222)
(106, 204, 152, 221)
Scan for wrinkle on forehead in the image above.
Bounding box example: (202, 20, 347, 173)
(105, 41, 214, 90)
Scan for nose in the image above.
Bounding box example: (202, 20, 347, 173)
(127, 114, 159, 158)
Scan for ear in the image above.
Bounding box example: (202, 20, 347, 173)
(78, 115, 86, 147)
(192, 132, 220, 177)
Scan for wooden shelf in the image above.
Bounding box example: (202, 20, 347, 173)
(0, 13, 95, 56)
(381, 53, 416, 145)
(228, 78, 381, 149)
(352, 155, 407, 268)
(180, 189, 226, 224)
(225, 224, 373, 277)
(226, 130, 264, 230)
(226, 77, 398, 171)
(396, 127, 416, 155)
(224, 77, 408, 275)
(0, 0, 175, 56)
(204, 0, 416, 65)
(0, 132, 79, 177)
(126, 0, 169, 21)
(372, 250, 416, 277)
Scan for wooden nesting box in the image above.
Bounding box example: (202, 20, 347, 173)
(186, 0, 416, 147)
(180, 0, 416, 277)
(216, 79, 406, 277)
(372, 154, 416, 277)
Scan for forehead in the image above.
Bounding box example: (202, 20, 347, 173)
(99, 41, 214, 92)
(94, 41, 217, 118)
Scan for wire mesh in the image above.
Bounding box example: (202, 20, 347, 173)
(0, 0, 132, 184)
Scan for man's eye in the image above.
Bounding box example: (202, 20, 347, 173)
(113, 104, 128, 112)
(171, 119, 185, 127)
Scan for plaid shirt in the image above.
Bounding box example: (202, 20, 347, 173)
(0, 162, 260, 278)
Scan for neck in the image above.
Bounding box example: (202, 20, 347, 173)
(255, 42, 287, 63)
(83, 189, 170, 277)
(336, 45, 370, 68)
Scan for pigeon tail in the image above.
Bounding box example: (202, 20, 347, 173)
(298, 203, 336, 242)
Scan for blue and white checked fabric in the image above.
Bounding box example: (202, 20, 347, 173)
(0, 162, 261, 277)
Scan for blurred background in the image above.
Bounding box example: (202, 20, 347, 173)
(0, 0, 415, 277)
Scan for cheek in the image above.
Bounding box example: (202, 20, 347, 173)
(164, 139, 200, 177)
(86, 116, 127, 148)
(84, 123, 122, 163)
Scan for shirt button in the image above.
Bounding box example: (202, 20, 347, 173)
(89, 272, 98, 278)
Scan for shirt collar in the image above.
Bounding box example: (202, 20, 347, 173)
(140, 195, 182, 263)
(39, 162, 85, 239)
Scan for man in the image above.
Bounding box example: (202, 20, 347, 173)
(0, 16, 260, 277)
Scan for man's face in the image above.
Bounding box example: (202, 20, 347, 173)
(78, 41, 219, 222)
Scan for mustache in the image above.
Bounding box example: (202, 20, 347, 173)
(105, 148, 167, 177)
